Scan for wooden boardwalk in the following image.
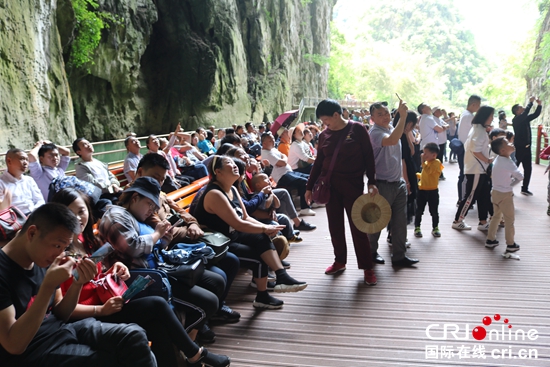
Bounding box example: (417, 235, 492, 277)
(210, 161, 550, 367)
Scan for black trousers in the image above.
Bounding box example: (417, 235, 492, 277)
(170, 269, 225, 332)
(455, 173, 491, 222)
(229, 232, 276, 278)
(515, 146, 532, 191)
(100, 296, 200, 366)
(13, 318, 156, 367)
(415, 189, 439, 228)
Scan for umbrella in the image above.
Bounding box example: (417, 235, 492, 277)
(270, 109, 299, 138)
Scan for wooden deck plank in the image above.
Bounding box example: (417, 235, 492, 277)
(206, 161, 550, 367)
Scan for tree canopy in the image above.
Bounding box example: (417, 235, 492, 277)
(326, 0, 535, 112)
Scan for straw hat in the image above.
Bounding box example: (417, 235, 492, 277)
(351, 193, 392, 234)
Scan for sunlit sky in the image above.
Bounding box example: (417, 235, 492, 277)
(334, 0, 540, 61)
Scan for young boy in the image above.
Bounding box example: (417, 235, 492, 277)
(414, 142, 443, 238)
(251, 173, 301, 243)
(28, 141, 71, 201)
(485, 137, 523, 252)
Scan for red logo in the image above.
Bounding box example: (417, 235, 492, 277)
(472, 314, 512, 340)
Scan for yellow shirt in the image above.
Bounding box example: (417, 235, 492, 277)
(417, 159, 443, 191)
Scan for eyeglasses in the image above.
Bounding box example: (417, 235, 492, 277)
(140, 197, 156, 211)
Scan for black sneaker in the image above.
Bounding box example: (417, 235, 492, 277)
(485, 239, 499, 248)
(210, 304, 241, 324)
(274, 274, 307, 293)
(197, 323, 216, 344)
(296, 220, 316, 231)
(506, 243, 520, 252)
(521, 190, 533, 196)
(249, 278, 275, 291)
(253, 292, 284, 309)
(187, 347, 230, 367)
(281, 260, 291, 269)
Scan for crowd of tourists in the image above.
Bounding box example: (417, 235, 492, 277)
(0, 93, 546, 366)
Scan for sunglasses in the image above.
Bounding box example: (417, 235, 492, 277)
(370, 101, 389, 114)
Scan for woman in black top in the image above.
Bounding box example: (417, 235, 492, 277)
(394, 111, 419, 224)
(194, 156, 307, 309)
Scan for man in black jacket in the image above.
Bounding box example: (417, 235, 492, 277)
(512, 96, 542, 196)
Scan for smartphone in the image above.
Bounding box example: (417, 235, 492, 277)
(168, 218, 184, 230)
(72, 243, 114, 280)
(168, 215, 182, 225)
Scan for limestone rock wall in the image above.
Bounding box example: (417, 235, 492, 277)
(0, 0, 75, 151)
(0, 0, 335, 147)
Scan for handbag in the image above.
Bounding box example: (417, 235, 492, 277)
(154, 249, 205, 288)
(0, 206, 26, 241)
(311, 122, 352, 205)
(95, 274, 129, 304)
(186, 229, 230, 265)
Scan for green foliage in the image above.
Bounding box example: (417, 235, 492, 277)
(301, 0, 313, 5)
(328, 0, 536, 111)
(303, 53, 330, 66)
(360, 0, 488, 102)
(263, 7, 274, 24)
(69, 0, 119, 72)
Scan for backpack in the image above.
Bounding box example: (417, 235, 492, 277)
(48, 176, 102, 204)
(449, 138, 465, 156)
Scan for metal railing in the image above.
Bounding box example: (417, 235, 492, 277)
(0, 133, 170, 172)
(296, 97, 375, 109)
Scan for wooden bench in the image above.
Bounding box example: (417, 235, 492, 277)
(165, 176, 210, 212)
(108, 164, 128, 188)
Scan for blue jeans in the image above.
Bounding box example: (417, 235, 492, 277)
(277, 171, 309, 209)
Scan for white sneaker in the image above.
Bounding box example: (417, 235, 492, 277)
(300, 208, 316, 216)
(477, 222, 490, 231)
(452, 221, 471, 230)
(311, 202, 326, 208)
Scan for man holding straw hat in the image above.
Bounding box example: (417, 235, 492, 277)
(368, 98, 419, 267)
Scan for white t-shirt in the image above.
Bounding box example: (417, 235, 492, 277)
(458, 110, 474, 143)
(419, 114, 439, 149)
(464, 125, 490, 174)
(0, 171, 45, 215)
(261, 148, 292, 183)
(491, 155, 523, 193)
(88, 158, 111, 186)
(288, 141, 313, 170)
(434, 116, 447, 145)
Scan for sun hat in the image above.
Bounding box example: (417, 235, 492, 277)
(351, 193, 392, 234)
(125, 177, 161, 209)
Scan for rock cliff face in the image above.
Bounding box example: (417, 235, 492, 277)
(527, 7, 550, 127)
(0, 0, 75, 151)
(0, 0, 335, 150)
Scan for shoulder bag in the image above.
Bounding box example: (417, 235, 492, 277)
(311, 122, 352, 205)
(0, 206, 26, 241)
(154, 248, 205, 288)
